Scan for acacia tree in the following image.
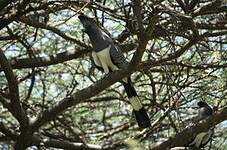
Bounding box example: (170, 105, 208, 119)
(0, 0, 227, 149)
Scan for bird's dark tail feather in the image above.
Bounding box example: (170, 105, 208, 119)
(122, 81, 151, 128)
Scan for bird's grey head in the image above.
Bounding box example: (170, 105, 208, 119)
(197, 100, 213, 117)
(78, 15, 100, 34)
(78, 14, 109, 51)
(197, 101, 210, 108)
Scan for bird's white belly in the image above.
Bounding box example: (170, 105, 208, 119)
(189, 131, 211, 147)
(92, 45, 118, 74)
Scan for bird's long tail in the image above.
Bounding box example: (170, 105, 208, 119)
(122, 79, 151, 128)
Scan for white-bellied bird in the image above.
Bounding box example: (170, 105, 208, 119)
(78, 14, 151, 128)
(188, 101, 213, 148)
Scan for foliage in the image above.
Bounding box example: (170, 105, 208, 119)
(0, 0, 227, 149)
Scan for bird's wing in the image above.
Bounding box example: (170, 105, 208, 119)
(101, 34, 128, 69)
(109, 44, 128, 69)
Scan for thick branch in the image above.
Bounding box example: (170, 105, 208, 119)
(44, 140, 103, 150)
(132, 0, 145, 39)
(8, 48, 90, 70)
(0, 44, 136, 71)
(30, 135, 103, 150)
(0, 49, 28, 129)
(129, 14, 158, 69)
(30, 67, 133, 132)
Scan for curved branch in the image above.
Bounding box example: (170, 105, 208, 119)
(30, 67, 132, 132)
(149, 106, 227, 149)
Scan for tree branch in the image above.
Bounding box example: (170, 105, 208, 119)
(30, 67, 133, 132)
(142, 37, 198, 70)
(0, 0, 31, 30)
(44, 140, 103, 150)
(132, 0, 145, 39)
(30, 136, 103, 150)
(8, 48, 90, 70)
(129, 14, 158, 70)
(0, 43, 136, 71)
(0, 0, 14, 10)
(29, 35, 197, 132)
(19, 17, 89, 48)
(149, 106, 227, 149)
(0, 49, 28, 129)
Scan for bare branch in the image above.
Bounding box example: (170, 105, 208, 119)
(30, 67, 132, 132)
(0, 49, 28, 129)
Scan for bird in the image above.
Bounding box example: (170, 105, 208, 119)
(78, 14, 151, 128)
(188, 100, 213, 148)
(197, 100, 213, 121)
